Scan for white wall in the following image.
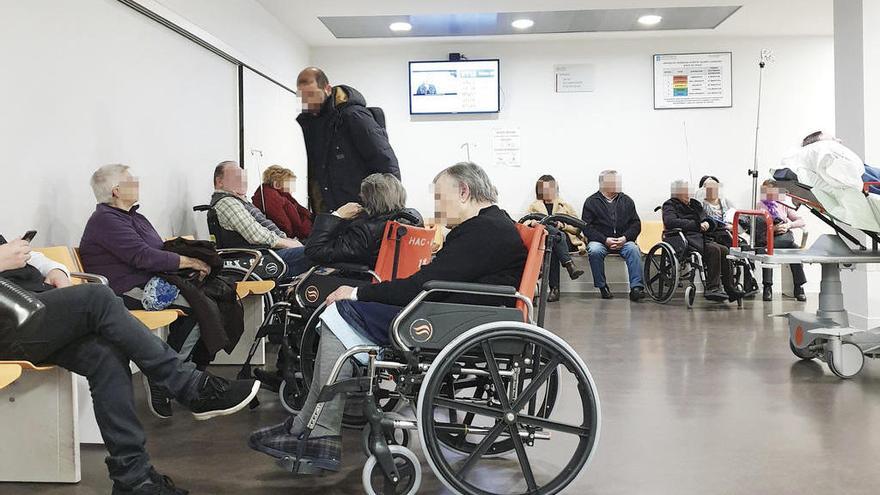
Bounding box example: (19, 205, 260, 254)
(0, 0, 308, 246)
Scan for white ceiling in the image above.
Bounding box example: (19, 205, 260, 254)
(257, 0, 832, 47)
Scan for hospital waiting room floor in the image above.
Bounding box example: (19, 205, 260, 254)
(5, 293, 880, 495)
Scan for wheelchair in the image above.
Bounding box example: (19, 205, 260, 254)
(643, 208, 755, 308)
(282, 223, 601, 495)
(241, 212, 434, 424)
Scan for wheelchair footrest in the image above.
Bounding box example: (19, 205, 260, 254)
(316, 377, 372, 402)
(276, 456, 338, 475)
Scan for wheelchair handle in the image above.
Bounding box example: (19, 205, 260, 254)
(518, 213, 586, 232)
(732, 210, 774, 255)
(392, 210, 422, 226)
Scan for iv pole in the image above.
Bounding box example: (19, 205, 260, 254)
(748, 49, 774, 240)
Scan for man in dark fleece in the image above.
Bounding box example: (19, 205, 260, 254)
(296, 67, 400, 214)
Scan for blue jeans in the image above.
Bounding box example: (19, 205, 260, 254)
(586, 241, 644, 289)
(276, 246, 311, 278)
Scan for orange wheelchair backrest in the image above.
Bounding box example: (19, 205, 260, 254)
(515, 223, 547, 319)
(374, 221, 435, 281)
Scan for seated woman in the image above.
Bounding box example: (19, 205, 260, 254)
(252, 165, 313, 241)
(249, 162, 527, 470)
(524, 175, 584, 302)
(79, 164, 214, 420)
(756, 180, 807, 302)
(304, 173, 423, 268)
(662, 179, 744, 303)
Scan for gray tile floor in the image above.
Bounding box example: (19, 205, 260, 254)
(4, 293, 878, 494)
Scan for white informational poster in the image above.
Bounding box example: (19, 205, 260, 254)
(653, 52, 732, 109)
(409, 60, 500, 114)
(491, 128, 522, 168)
(555, 64, 595, 93)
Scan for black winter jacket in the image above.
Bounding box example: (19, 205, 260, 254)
(357, 206, 526, 307)
(661, 198, 722, 253)
(580, 192, 641, 244)
(297, 85, 400, 213)
(304, 208, 423, 268)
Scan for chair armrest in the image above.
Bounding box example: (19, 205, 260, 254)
(422, 280, 517, 296)
(70, 272, 109, 285)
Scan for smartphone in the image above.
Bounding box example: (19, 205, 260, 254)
(22, 230, 37, 242)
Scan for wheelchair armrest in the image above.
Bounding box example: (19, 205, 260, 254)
(70, 272, 109, 285)
(326, 262, 374, 273)
(215, 248, 263, 281)
(422, 280, 517, 296)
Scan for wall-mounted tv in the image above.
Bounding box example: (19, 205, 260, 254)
(409, 59, 500, 115)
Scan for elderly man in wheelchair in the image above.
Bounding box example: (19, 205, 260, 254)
(651, 180, 746, 306)
(249, 162, 601, 495)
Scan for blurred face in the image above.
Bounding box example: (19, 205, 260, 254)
(761, 184, 780, 201)
(432, 174, 468, 227)
(219, 165, 247, 196)
(274, 178, 295, 194)
(537, 181, 557, 201)
(297, 70, 331, 113)
(704, 180, 720, 201)
(114, 171, 139, 205)
(600, 174, 621, 196)
(672, 182, 691, 202)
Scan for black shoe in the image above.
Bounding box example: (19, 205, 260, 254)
(564, 261, 585, 280)
(253, 368, 283, 393)
(189, 374, 261, 421)
(143, 375, 172, 419)
(794, 286, 807, 302)
(112, 468, 188, 494)
(599, 286, 614, 299)
(547, 288, 560, 302)
(724, 286, 746, 303)
(704, 288, 728, 302)
(629, 286, 645, 302)
(763, 285, 773, 301)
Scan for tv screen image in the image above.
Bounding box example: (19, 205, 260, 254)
(409, 59, 500, 115)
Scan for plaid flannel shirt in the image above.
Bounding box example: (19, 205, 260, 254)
(214, 196, 281, 246)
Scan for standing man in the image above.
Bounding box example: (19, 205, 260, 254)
(296, 67, 400, 213)
(581, 170, 646, 301)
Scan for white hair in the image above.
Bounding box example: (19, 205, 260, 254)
(90, 164, 130, 204)
(599, 169, 619, 181)
(670, 179, 690, 194)
(434, 162, 498, 203)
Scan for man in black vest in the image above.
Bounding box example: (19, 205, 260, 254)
(0, 235, 259, 494)
(296, 67, 400, 214)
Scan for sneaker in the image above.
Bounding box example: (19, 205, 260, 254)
(253, 367, 282, 393)
(547, 288, 560, 302)
(143, 375, 172, 419)
(724, 286, 746, 303)
(188, 375, 260, 421)
(599, 286, 614, 299)
(112, 468, 188, 495)
(564, 261, 585, 280)
(629, 286, 645, 302)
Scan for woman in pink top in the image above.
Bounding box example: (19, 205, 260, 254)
(757, 180, 807, 302)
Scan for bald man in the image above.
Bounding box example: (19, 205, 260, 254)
(296, 67, 400, 213)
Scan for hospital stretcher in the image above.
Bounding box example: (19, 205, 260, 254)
(729, 178, 880, 378)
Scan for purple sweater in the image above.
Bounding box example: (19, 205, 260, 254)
(79, 204, 180, 295)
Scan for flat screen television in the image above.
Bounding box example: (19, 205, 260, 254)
(408, 59, 500, 115)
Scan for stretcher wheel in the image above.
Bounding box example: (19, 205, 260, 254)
(685, 285, 696, 309)
(644, 242, 679, 304)
(418, 322, 600, 495)
(362, 421, 411, 456)
(827, 342, 864, 379)
(789, 340, 818, 361)
(362, 445, 421, 495)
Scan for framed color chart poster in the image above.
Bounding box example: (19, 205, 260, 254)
(653, 52, 732, 109)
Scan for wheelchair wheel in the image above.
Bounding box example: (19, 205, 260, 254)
(362, 445, 421, 495)
(362, 421, 411, 456)
(685, 284, 696, 309)
(644, 243, 679, 304)
(418, 322, 600, 495)
(278, 378, 305, 414)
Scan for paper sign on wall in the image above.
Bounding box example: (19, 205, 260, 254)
(491, 128, 521, 168)
(555, 64, 595, 93)
(653, 52, 732, 109)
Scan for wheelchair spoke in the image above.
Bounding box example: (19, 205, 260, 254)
(508, 424, 538, 492)
(513, 354, 563, 411)
(458, 421, 507, 478)
(433, 397, 504, 420)
(651, 257, 662, 273)
(481, 341, 512, 410)
(518, 413, 590, 437)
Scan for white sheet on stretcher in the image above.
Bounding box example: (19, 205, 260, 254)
(780, 141, 880, 233)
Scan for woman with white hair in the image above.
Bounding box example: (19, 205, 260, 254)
(79, 164, 212, 420)
(249, 162, 527, 472)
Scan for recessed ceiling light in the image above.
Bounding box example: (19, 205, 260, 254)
(638, 14, 663, 26)
(511, 18, 535, 30)
(389, 21, 412, 32)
